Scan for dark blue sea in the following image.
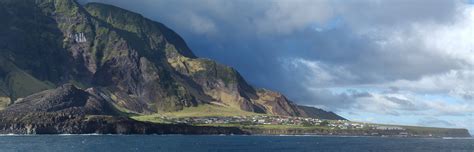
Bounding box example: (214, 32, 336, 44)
(0, 135, 472, 152)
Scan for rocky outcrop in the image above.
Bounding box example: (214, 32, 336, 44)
(2, 84, 118, 115)
(0, 84, 247, 134)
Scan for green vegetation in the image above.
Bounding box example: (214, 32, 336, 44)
(6, 71, 53, 100)
(131, 115, 169, 124)
(85, 2, 166, 55)
(197, 123, 331, 130)
(0, 97, 10, 110)
(163, 104, 260, 117)
(133, 104, 261, 122)
(94, 28, 128, 64)
(0, 59, 54, 100)
(53, 0, 81, 16)
(250, 124, 331, 130)
(85, 3, 146, 34)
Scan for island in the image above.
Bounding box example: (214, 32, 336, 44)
(0, 0, 470, 138)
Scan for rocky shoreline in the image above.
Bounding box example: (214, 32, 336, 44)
(0, 115, 246, 135)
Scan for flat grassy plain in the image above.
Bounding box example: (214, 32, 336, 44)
(131, 104, 263, 123)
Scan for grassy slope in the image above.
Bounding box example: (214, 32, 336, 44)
(0, 97, 9, 110)
(160, 103, 260, 117)
(0, 59, 54, 101)
(7, 71, 53, 99)
(0, 82, 9, 110)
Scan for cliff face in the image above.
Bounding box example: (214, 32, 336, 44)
(0, 0, 344, 120)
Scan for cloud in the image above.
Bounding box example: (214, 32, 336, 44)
(425, 101, 474, 116)
(386, 70, 474, 102)
(334, 0, 460, 30)
(418, 117, 455, 127)
(278, 4, 474, 116)
(280, 58, 357, 87)
(187, 14, 217, 34)
(384, 96, 420, 111)
(349, 92, 428, 116)
(255, 0, 333, 35)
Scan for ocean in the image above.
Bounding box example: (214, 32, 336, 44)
(0, 135, 472, 152)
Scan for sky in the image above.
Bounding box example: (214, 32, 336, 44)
(79, 0, 474, 133)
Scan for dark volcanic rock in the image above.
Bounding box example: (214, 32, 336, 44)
(0, 84, 246, 135)
(4, 84, 117, 115)
(0, 114, 247, 135)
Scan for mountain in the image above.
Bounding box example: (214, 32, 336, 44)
(0, 0, 344, 120)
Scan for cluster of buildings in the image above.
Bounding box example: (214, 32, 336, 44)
(151, 115, 417, 137)
(327, 121, 367, 130)
(157, 115, 407, 131)
(164, 115, 324, 126)
(160, 115, 380, 130)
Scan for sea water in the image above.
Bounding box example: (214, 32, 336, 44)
(0, 135, 472, 152)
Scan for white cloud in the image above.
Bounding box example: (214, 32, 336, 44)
(255, 0, 333, 35)
(376, 6, 474, 102)
(419, 5, 474, 65)
(281, 58, 357, 87)
(187, 14, 218, 35)
(388, 70, 474, 101)
(425, 101, 474, 116)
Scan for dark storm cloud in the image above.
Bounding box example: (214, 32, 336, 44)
(334, 0, 460, 28)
